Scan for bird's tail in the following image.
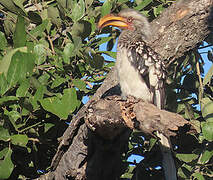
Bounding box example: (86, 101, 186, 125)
(156, 129, 177, 180)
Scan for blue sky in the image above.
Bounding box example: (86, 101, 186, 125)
(199, 41, 213, 74)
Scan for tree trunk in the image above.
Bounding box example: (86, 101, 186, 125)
(36, 0, 213, 179)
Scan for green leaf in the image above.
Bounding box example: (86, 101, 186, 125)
(73, 36, 82, 56)
(73, 79, 87, 91)
(200, 150, 213, 164)
(0, 96, 19, 105)
(0, 0, 23, 15)
(0, 31, 7, 50)
(192, 172, 205, 180)
(135, 0, 152, 11)
(201, 121, 213, 141)
(94, 37, 113, 47)
(72, 20, 91, 39)
(90, 54, 104, 69)
(3, 11, 17, 36)
(10, 134, 28, 147)
(128, 141, 133, 149)
(16, 80, 30, 97)
(47, 6, 62, 27)
(51, 77, 66, 89)
(34, 44, 47, 65)
(34, 86, 46, 100)
(38, 73, 50, 85)
(40, 88, 78, 119)
(88, 17, 96, 33)
(148, 138, 157, 151)
(190, 120, 201, 133)
(0, 148, 14, 179)
(44, 123, 55, 133)
(61, 88, 79, 114)
(176, 153, 199, 163)
(71, 0, 85, 22)
(201, 97, 213, 122)
(99, 51, 116, 59)
(30, 85, 46, 110)
(184, 103, 194, 120)
(203, 64, 213, 85)
(40, 96, 62, 118)
(57, 0, 70, 10)
(85, 0, 94, 8)
(3, 109, 19, 132)
(13, 0, 27, 15)
(121, 166, 134, 178)
(101, 0, 112, 17)
(63, 42, 74, 63)
(121, 172, 133, 179)
(107, 38, 115, 51)
(27, 11, 42, 24)
(0, 73, 8, 95)
(29, 19, 49, 38)
(118, 0, 129, 3)
(178, 166, 191, 178)
(26, 41, 34, 53)
(0, 126, 10, 141)
(13, 15, 26, 48)
(0, 148, 9, 159)
(0, 47, 27, 76)
(8, 110, 21, 125)
(7, 51, 35, 88)
(153, 4, 165, 17)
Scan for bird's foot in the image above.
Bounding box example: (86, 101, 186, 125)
(121, 94, 127, 101)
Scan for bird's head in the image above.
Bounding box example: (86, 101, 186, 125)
(98, 9, 151, 37)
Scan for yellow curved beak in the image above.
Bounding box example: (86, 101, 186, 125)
(98, 14, 128, 29)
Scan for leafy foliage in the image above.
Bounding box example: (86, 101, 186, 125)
(0, 0, 212, 179)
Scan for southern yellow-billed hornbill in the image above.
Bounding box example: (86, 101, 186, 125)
(98, 9, 166, 109)
(98, 9, 177, 180)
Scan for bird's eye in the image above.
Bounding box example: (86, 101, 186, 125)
(127, 17, 133, 23)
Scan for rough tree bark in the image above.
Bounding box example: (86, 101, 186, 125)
(37, 0, 213, 179)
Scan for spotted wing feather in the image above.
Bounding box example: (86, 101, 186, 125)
(127, 39, 166, 109)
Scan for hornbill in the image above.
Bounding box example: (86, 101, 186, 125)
(98, 9, 177, 180)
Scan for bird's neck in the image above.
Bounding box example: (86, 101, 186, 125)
(118, 29, 149, 49)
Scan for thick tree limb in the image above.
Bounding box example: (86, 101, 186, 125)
(148, 1, 213, 179)
(36, 0, 213, 179)
(150, 0, 213, 60)
(85, 96, 189, 138)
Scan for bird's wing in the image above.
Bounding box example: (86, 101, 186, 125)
(127, 39, 166, 109)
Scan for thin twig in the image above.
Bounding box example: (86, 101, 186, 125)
(0, 9, 16, 23)
(196, 61, 203, 104)
(26, 29, 39, 42)
(85, 80, 93, 88)
(198, 44, 213, 49)
(28, 138, 40, 142)
(47, 34, 56, 55)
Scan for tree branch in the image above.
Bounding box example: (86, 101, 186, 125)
(36, 0, 213, 179)
(85, 96, 189, 138)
